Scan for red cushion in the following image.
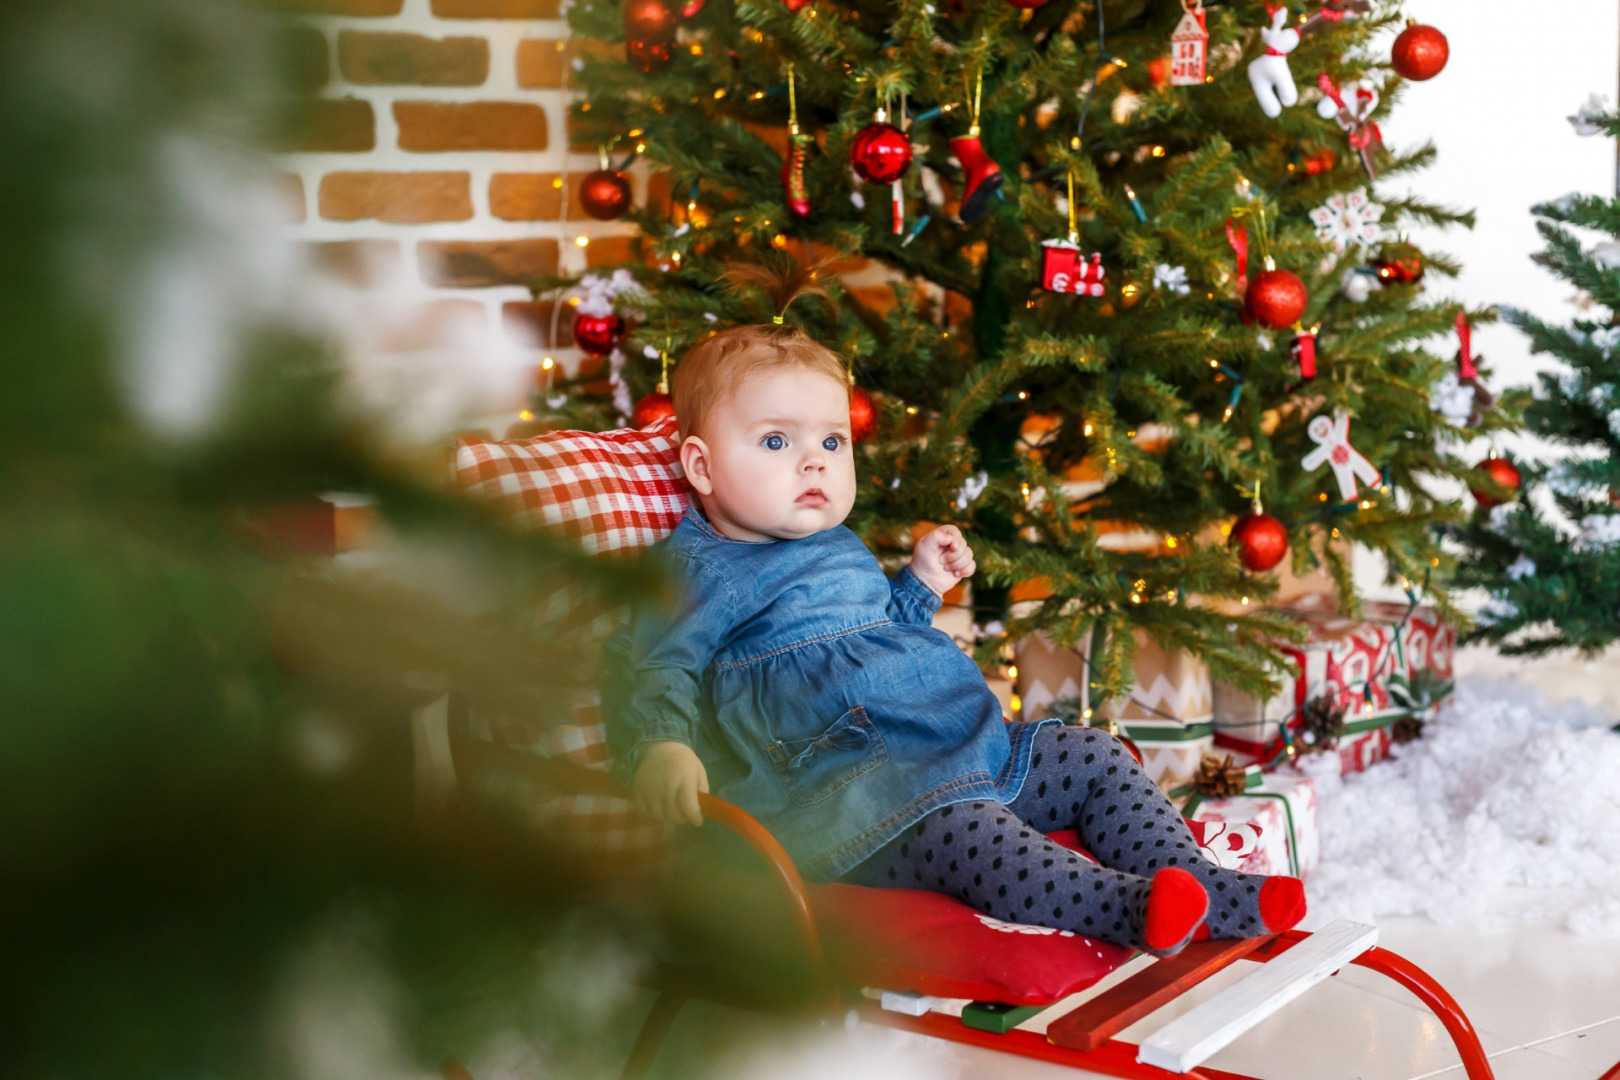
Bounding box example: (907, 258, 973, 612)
(454, 416, 690, 554)
(812, 883, 1132, 1006)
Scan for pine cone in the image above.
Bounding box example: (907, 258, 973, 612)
(1192, 752, 1249, 799)
(1301, 695, 1348, 751)
(1392, 716, 1424, 743)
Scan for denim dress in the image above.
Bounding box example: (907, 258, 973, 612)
(604, 509, 1052, 881)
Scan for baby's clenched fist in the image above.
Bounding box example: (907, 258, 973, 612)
(911, 524, 976, 598)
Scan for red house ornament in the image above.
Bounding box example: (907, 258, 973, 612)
(1041, 240, 1106, 297)
(1170, 1, 1208, 87)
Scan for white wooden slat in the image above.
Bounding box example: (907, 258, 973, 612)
(1136, 919, 1379, 1075)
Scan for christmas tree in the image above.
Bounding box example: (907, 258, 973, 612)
(550, 0, 1490, 698)
(1453, 100, 1620, 656)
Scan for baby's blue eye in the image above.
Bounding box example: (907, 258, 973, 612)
(822, 435, 842, 452)
(762, 434, 786, 451)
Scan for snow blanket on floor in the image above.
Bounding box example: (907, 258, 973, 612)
(1302, 677, 1620, 936)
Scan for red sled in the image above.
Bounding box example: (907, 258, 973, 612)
(436, 418, 1498, 1080)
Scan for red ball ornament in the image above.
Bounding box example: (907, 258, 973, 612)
(625, 39, 672, 74)
(1391, 23, 1449, 82)
(632, 391, 676, 429)
(572, 312, 625, 358)
(850, 123, 912, 184)
(1230, 512, 1289, 572)
(849, 385, 877, 443)
(579, 169, 632, 220)
(1006, 0, 1049, 9)
(1471, 457, 1522, 509)
(1245, 268, 1309, 330)
(1147, 57, 1173, 88)
(622, 0, 678, 42)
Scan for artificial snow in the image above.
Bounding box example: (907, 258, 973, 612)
(1302, 678, 1620, 936)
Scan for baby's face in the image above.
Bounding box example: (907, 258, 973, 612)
(682, 365, 856, 542)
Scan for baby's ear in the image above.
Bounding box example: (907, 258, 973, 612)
(680, 436, 714, 495)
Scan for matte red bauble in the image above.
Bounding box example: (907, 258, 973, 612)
(1471, 457, 1522, 508)
(625, 38, 671, 73)
(1147, 57, 1173, 88)
(573, 313, 625, 358)
(1391, 23, 1449, 81)
(622, 0, 678, 42)
(1006, 0, 1049, 9)
(1230, 512, 1289, 572)
(849, 385, 877, 442)
(1245, 268, 1309, 330)
(632, 391, 676, 429)
(850, 123, 912, 184)
(579, 169, 632, 220)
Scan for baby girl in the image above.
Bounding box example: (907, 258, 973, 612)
(605, 269, 1306, 955)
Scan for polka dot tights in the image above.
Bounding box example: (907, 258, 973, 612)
(842, 726, 1280, 953)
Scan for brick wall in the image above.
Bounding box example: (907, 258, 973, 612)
(277, 0, 632, 379)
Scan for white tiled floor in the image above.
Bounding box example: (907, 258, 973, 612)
(915, 905, 1620, 1080)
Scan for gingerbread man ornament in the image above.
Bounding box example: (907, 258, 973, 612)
(1302, 410, 1380, 500)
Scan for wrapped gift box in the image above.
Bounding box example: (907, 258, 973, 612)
(1212, 595, 1454, 771)
(1184, 771, 1319, 878)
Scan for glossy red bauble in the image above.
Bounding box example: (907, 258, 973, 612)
(625, 38, 672, 73)
(632, 391, 677, 429)
(579, 169, 632, 220)
(1391, 23, 1448, 81)
(1147, 57, 1173, 88)
(1303, 148, 1337, 175)
(622, 0, 678, 42)
(850, 123, 912, 184)
(1006, 0, 1050, 9)
(849, 385, 877, 442)
(573, 312, 625, 358)
(1230, 512, 1289, 572)
(1245, 268, 1309, 330)
(1471, 457, 1522, 509)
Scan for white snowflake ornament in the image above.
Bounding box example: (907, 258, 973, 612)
(1152, 263, 1190, 296)
(955, 470, 989, 510)
(1506, 555, 1537, 581)
(1581, 514, 1620, 550)
(1309, 187, 1385, 253)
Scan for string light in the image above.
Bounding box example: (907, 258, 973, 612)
(713, 88, 726, 99)
(551, 177, 563, 189)
(540, 356, 555, 370)
(1010, 693, 1023, 712)
(771, 233, 788, 248)
(1150, 145, 1165, 157)
(519, 409, 533, 421)
(1130, 592, 1142, 604)
(1165, 537, 1177, 549)
(1007, 664, 1019, 681)
(1083, 422, 1094, 436)
(1017, 390, 1029, 400)
(905, 405, 918, 415)
(575, 235, 589, 247)
(1241, 596, 1250, 605)
(1082, 708, 1093, 721)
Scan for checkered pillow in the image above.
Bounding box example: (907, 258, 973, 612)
(454, 417, 692, 856)
(455, 415, 691, 553)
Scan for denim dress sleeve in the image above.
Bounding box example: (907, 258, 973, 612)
(886, 565, 943, 626)
(604, 553, 740, 786)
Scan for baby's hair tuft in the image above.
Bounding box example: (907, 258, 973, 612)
(720, 255, 833, 325)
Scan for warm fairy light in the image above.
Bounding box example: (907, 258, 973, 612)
(1319, 492, 1329, 502)
(1359, 500, 1373, 510)
(581, 103, 591, 111)
(1208, 358, 1219, 368)
(628, 128, 643, 137)
(905, 405, 918, 415)
(636, 142, 646, 153)
(1432, 557, 1441, 567)
(1083, 422, 1093, 436)
(1221, 521, 1232, 536)
(942, 331, 950, 339)
(1124, 184, 1138, 200)
(1127, 429, 1136, 438)
(1070, 136, 1081, 150)
(1363, 701, 1374, 714)
(1222, 406, 1234, 422)
(1007, 664, 1019, 681)
(671, 251, 682, 263)
(751, 91, 765, 100)
(1020, 482, 1032, 498)
(551, 177, 563, 189)
(771, 233, 788, 248)
(519, 409, 533, 421)
(1121, 284, 1139, 299)
(1010, 693, 1023, 712)
(1166, 589, 1177, 601)
(690, 43, 703, 55)
(1205, 74, 1213, 83)
(1241, 596, 1250, 606)
(1331, 527, 1341, 538)
(1238, 176, 1251, 193)
(1150, 145, 1165, 158)
(714, 88, 726, 99)
(1166, 537, 1177, 549)
(1131, 592, 1141, 604)
(1026, 299, 1035, 308)
(1134, 579, 1147, 591)
(567, 296, 580, 306)
(1400, 576, 1411, 590)
(1017, 390, 1029, 400)
(575, 235, 589, 247)
(541, 356, 555, 370)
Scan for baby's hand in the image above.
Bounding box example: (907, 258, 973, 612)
(911, 524, 976, 597)
(631, 741, 709, 826)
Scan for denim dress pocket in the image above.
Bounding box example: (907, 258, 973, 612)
(764, 706, 888, 806)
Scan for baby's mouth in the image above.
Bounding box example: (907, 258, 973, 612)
(796, 488, 827, 507)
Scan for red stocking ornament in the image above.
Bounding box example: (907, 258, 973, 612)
(953, 64, 1003, 224)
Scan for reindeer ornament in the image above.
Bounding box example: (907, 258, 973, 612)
(1248, 4, 1301, 119)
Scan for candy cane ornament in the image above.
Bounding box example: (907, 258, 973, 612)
(1301, 410, 1380, 500)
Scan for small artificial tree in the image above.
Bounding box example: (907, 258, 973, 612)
(1454, 103, 1620, 655)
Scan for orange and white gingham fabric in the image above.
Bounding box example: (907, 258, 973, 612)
(455, 415, 691, 554)
(454, 417, 693, 854)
